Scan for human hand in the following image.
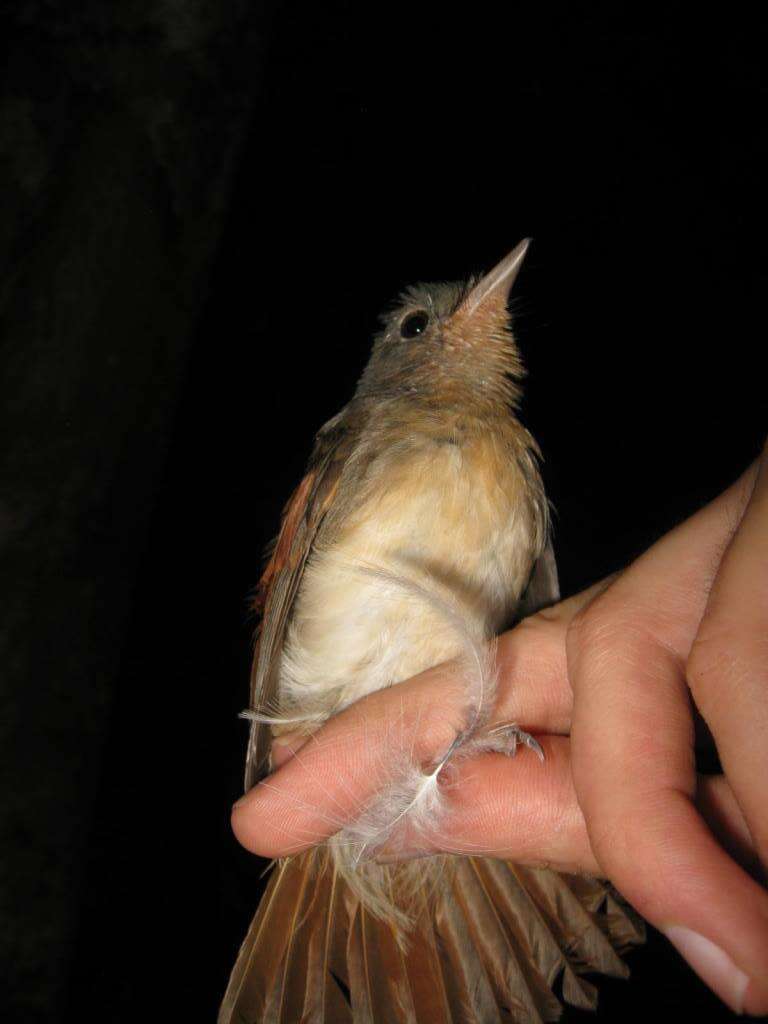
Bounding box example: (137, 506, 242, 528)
(560, 447, 768, 1016)
(232, 449, 768, 1016)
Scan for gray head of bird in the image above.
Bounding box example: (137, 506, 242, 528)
(355, 239, 531, 415)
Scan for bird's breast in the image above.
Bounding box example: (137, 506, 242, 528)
(279, 433, 543, 717)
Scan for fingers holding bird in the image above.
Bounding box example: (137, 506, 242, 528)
(232, 571, 759, 880)
(231, 701, 598, 870)
(231, 599, 584, 861)
(232, 675, 755, 880)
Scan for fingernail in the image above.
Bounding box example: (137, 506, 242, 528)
(664, 926, 750, 1015)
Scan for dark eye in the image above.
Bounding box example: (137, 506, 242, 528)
(400, 311, 429, 339)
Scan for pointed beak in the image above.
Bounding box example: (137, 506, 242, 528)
(462, 238, 531, 317)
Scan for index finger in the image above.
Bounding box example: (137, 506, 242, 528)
(232, 578, 611, 858)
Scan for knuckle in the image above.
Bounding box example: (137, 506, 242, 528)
(583, 807, 668, 919)
(685, 635, 723, 715)
(686, 629, 765, 720)
(513, 611, 547, 637)
(565, 596, 616, 659)
(564, 604, 594, 653)
(585, 812, 625, 866)
(566, 590, 661, 670)
(509, 612, 554, 658)
(581, 802, 643, 884)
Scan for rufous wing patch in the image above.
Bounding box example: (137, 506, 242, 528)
(254, 470, 318, 616)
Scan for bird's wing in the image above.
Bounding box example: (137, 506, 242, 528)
(517, 537, 560, 618)
(243, 404, 360, 790)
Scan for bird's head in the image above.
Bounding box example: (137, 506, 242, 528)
(356, 239, 530, 415)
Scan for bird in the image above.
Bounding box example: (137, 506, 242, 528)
(219, 240, 645, 1023)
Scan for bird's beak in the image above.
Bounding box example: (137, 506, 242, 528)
(461, 238, 531, 317)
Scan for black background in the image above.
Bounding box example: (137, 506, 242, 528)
(5, 2, 766, 1022)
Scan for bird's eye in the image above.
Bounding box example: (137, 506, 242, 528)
(400, 311, 429, 339)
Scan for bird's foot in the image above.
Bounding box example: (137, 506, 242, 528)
(466, 722, 545, 761)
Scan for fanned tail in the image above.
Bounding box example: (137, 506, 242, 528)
(219, 852, 645, 1024)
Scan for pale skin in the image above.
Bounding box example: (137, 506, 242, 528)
(233, 442, 768, 1016)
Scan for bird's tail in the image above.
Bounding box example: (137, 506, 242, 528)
(219, 848, 645, 1024)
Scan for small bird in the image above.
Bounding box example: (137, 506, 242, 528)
(220, 241, 645, 1023)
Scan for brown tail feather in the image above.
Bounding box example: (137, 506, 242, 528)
(457, 859, 563, 1022)
(512, 866, 634, 980)
(434, 879, 507, 1024)
(302, 861, 353, 1022)
(219, 853, 645, 1024)
(401, 880, 454, 1022)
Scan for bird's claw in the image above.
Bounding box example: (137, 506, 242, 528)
(472, 722, 545, 762)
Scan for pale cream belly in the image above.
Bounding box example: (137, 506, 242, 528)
(278, 438, 541, 719)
